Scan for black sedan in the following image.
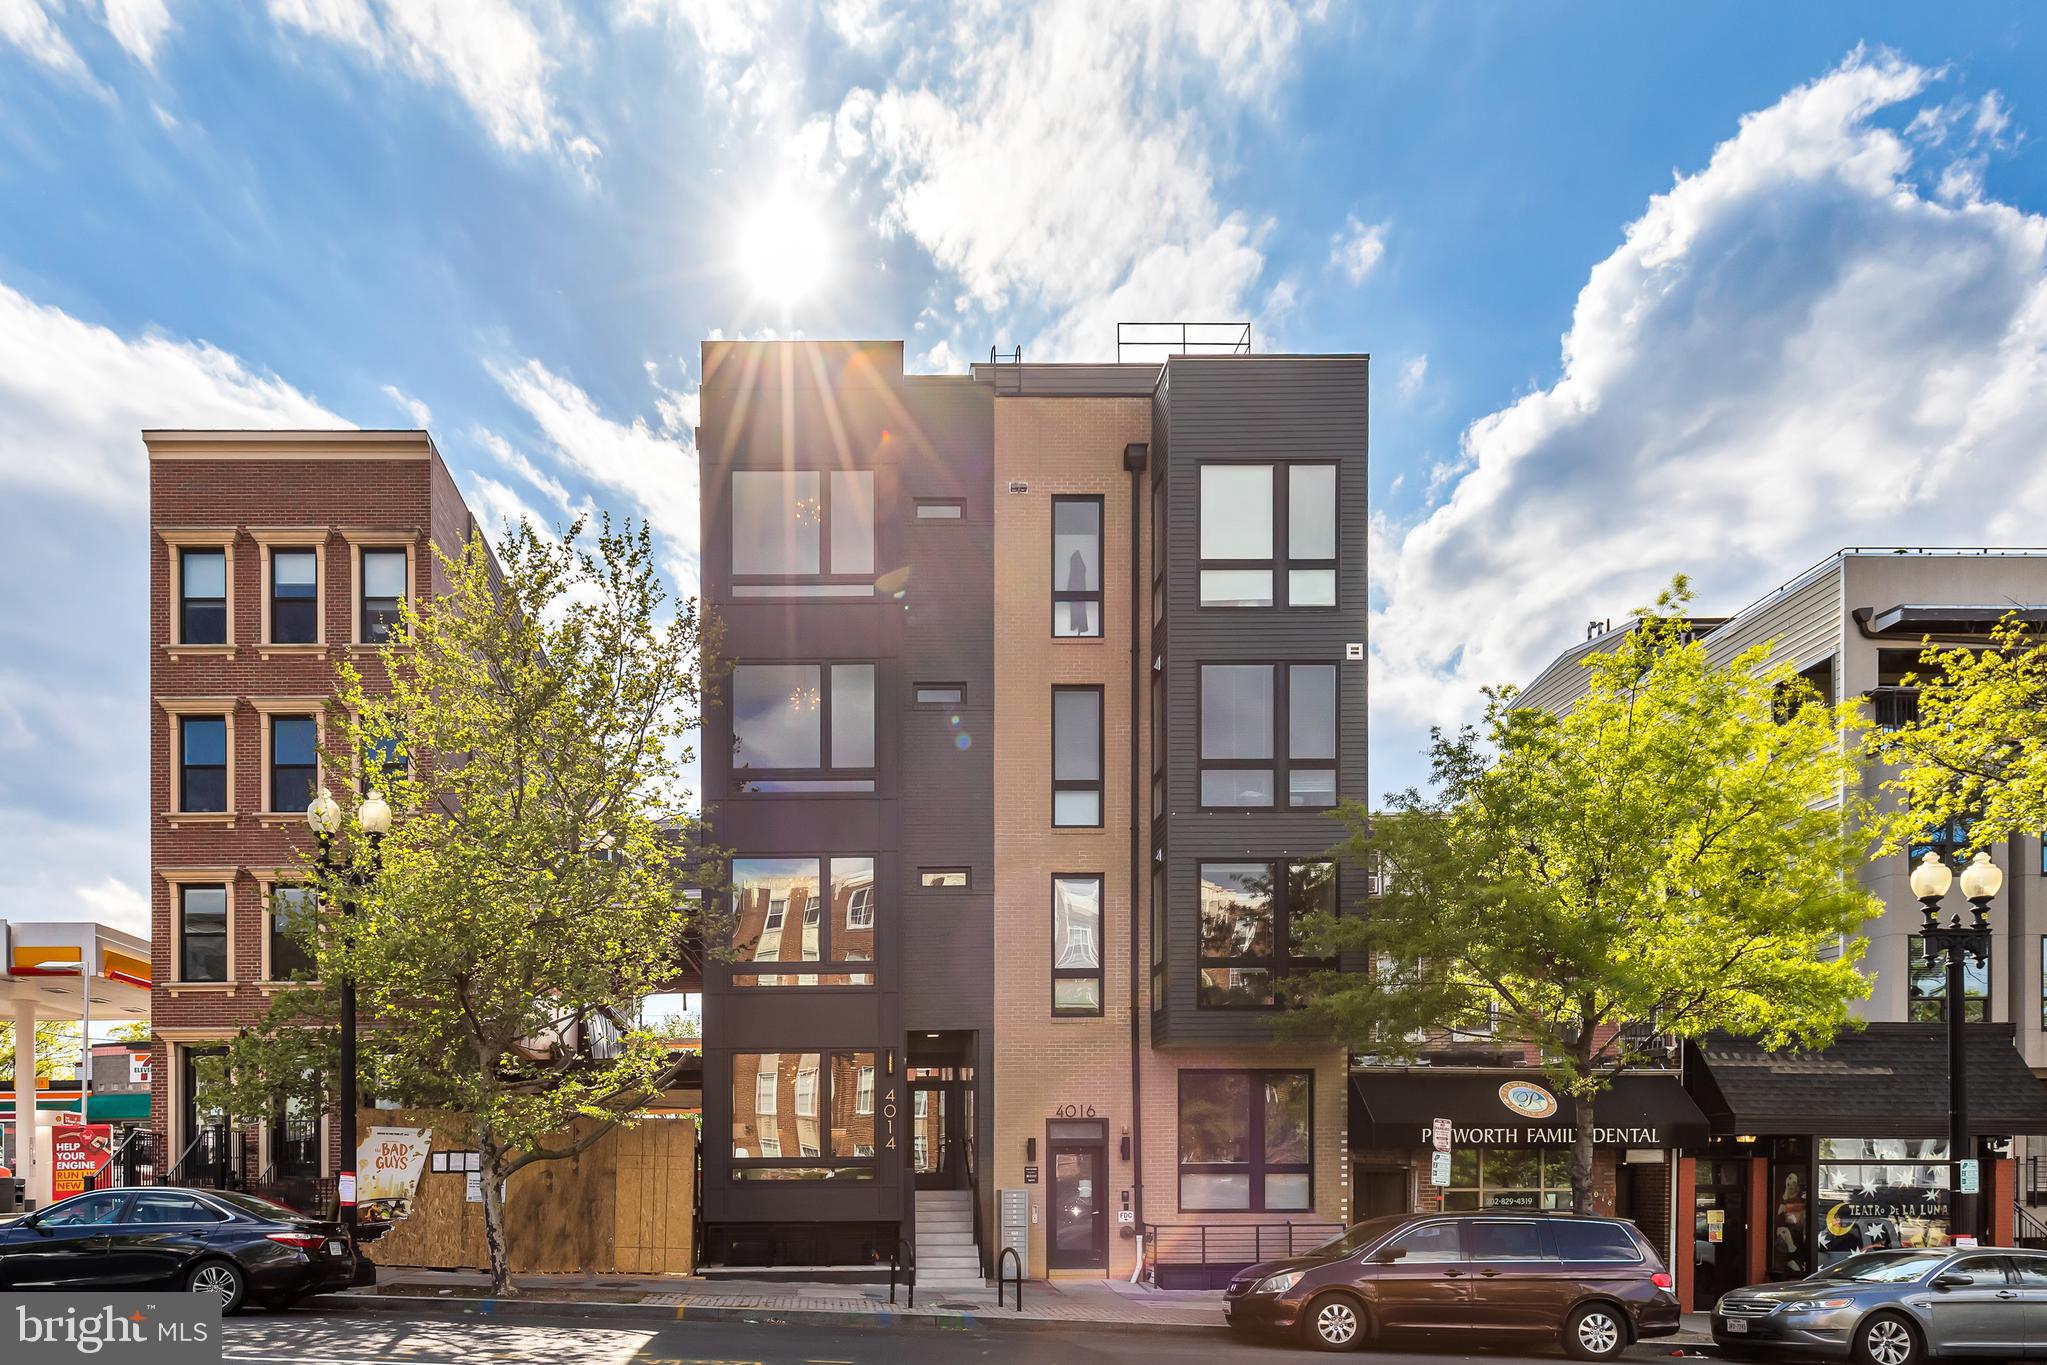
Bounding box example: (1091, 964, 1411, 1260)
(0, 1186, 365, 1312)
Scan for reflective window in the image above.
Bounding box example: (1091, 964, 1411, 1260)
(126, 1191, 225, 1224)
(915, 684, 964, 705)
(829, 471, 875, 576)
(360, 549, 408, 643)
(179, 884, 228, 982)
(731, 1050, 878, 1176)
(730, 470, 874, 595)
(728, 856, 875, 987)
(1199, 465, 1272, 561)
(731, 663, 876, 791)
(1052, 687, 1102, 827)
(1052, 496, 1103, 637)
(1198, 463, 1337, 608)
(179, 547, 227, 645)
(270, 715, 318, 814)
(1177, 1070, 1312, 1212)
(270, 548, 318, 643)
(1198, 860, 1336, 1008)
(1909, 936, 1988, 1022)
(1200, 663, 1336, 809)
(39, 1192, 126, 1227)
(1052, 875, 1103, 1016)
(1552, 1221, 1644, 1263)
(1468, 1220, 1553, 1261)
(268, 885, 318, 982)
(914, 498, 964, 520)
(179, 715, 228, 812)
(1383, 1222, 1462, 1264)
(919, 867, 969, 889)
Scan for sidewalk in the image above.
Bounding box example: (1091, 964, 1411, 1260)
(318, 1266, 1718, 1346)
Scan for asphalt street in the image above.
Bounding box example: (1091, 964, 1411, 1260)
(218, 1307, 1713, 1365)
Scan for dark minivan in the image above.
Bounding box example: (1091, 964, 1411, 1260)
(1225, 1211, 1681, 1354)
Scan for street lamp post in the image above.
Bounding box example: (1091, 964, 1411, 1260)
(1910, 848, 2000, 1248)
(306, 784, 390, 1232)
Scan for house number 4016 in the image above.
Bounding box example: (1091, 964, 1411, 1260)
(1052, 1103, 1097, 1119)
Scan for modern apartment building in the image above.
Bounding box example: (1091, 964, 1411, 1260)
(1515, 549, 2047, 1304)
(145, 429, 490, 1207)
(696, 340, 1367, 1285)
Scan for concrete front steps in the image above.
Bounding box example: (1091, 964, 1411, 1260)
(914, 1188, 985, 1289)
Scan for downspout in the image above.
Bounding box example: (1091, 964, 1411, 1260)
(1124, 441, 1149, 1278)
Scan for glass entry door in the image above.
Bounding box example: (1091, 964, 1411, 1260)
(1049, 1143, 1107, 1269)
(910, 1079, 958, 1189)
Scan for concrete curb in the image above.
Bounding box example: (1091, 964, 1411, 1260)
(307, 1289, 1232, 1339)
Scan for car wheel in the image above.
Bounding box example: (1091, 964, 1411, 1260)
(1564, 1303, 1628, 1361)
(186, 1259, 247, 1315)
(1853, 1313, 1921, 1365)
(1301, 1293, 1366, 1352)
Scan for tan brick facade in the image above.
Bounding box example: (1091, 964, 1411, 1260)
(990, 398, 1348, 1278)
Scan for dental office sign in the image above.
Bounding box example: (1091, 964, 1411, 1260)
(1416, 1082, 1669, 1148)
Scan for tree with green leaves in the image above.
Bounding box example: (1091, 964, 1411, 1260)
(1866, 613, 2047, 853)
(0, 1020, 83, 1083)
(1292, 581, 1877, 1212)
(211, 516, 716, 1294)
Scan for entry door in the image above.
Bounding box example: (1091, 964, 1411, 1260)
(1048, 1143, 1107, 1269)
(1356, 1165, 1411, 1218)
(910, 1080, 958, 1190)
(1692, 1162, 1748, 1310)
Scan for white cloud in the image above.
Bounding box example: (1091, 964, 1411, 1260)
(1330, 215, 1386, 284)
(839, 0, 1321, 359)
(1372, 50, 2047, 756)
(381, 382, 432, 427)
(0, 0, 93, 80)
(267, 0, 596, 168)
(99, 0, 172, 66)
(1396, 353, 1428, 399)
(0, 280, 342, 509)
(488, 359, 701, 590)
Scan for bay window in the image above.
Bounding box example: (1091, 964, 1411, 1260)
(1200, 662, 1337, 808)
(728, 856, 875, 986)
(1177, 1070, 1313, 1211)
(1198, 463, 1337, 608)
(731, 470, 875, 597)
(730, 1050, 878, 1180)
(731, 662, 876, 792)
(1051, 874, 1104, 1016)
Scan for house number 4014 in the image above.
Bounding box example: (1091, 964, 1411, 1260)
(1052, 1103, 1097, 1119)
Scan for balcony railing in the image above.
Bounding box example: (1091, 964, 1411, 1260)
(1868, 687, 1921, 730)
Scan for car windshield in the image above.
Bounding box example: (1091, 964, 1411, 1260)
(1313, 1216, 1406, 1257)
(1817, 1251, 1948, 1283)
(206, 1191, 303, 1220)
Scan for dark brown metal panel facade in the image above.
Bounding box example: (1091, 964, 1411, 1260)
(1153, 355, 1370, 1046)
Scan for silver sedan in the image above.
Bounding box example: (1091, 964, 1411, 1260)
(1713, 1247, 2047, 1364)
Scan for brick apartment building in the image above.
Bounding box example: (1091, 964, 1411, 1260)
(146, 429, 488, 1205)
(696, 340, 1367, 1287)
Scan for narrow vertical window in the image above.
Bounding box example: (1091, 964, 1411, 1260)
(1052, 874, 1104, 1016)
(179, 548, 228, 645)
(270, 548, 318, 643)
(179, 885, 229, 982)
(360, 549, 408, 643)
(1200, 664, 1275, 807)
(269, 715, 319, 814)
(179, 715, 228, 812)
(1287, 464, 1338, 606)
(1287, 664, 1338, 807)
(1198, 465, 1274, 606)
(1052, 496, 1103, 637)
(1052, 686, 1103, 827)
(267, 885, 318, 982)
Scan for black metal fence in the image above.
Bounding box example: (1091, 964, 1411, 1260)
(1141, 1220, 1344, 1289)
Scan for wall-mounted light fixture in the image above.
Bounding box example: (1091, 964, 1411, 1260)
(1025, 1137, 1037, 1162)
(1120, 1128, 1131, 1161)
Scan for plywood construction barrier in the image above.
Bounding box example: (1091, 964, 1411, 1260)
(359, 1109, 696, 1275)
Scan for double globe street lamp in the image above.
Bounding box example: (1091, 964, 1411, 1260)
(305, 784, 390, 1231)
(1909, 846, 2002, 1248)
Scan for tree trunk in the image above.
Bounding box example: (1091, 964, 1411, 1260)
(475, 1116, 515, 1296)
(1571, 1092, 1597, 1214)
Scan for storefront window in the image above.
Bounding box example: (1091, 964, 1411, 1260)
(1814, 1138, 1951, 1266)
(1441, 1147, 1574, 1210)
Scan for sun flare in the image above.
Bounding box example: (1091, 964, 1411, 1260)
(734, 191, 834, 309)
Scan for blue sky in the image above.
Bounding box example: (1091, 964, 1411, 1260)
(5, 2, 2047, 933)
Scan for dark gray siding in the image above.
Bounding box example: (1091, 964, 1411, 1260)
(1153, 355, 1370, 1046)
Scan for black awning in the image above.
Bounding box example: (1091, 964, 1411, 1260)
(1687, 1023, 2047, 1139)
(1350, 1071, 1707, 1151)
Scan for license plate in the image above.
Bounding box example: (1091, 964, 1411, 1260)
(1726, 1319, 1748, 1333)
(327, 1240, 347, 1257)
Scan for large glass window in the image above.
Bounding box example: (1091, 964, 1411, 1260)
(179, 715, 228, 812)
(730, 1049, 879, 1180)
(1198, 463, 1338, 608)
(1177, 1070, 1312, 1211)
(730, 470, 874, 596)
(270, 548, 318, 643)
(1198, 860, 1335, 1008)
(731, 663, 876, 792)
(1442, 1148, 1575, 1210)
(179, 547, 227, 645)
(1200, 663, 1336, 809)
(1052, 686, 1103, 827)
(1814, 1138, 1952, 1264)
(179, 884, 228, 982)
(1052, 875, 1104, 1016)
(1052, 496, 1103, 637)
(1908, 938, 1988, 1022)
(268, 885, 317, 982)
(359, 549, 408, 643)
(728, 856, 875, 986)
(269, 715, 318, 814)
